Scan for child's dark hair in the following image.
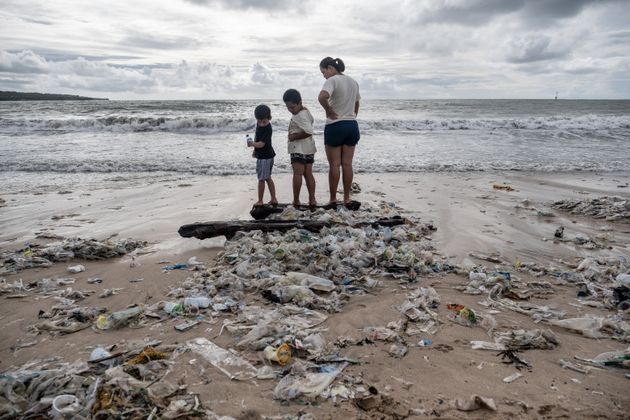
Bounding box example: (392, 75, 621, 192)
(282, 89, 302, 104)
(319, 57, 345, 73)
(254, 104, 271, 120)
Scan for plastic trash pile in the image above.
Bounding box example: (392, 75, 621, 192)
(0, 237, 146, 274)
(552, 195, 630, 221)
(0, 341, 231, 419)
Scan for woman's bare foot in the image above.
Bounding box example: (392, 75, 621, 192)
(254, 201, 264, 206)
(268, 199, 278, 206)
(292, 201, 301, 207)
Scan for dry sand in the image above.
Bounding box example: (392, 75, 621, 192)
(1, 171, 629, 419)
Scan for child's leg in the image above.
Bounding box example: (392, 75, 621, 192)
(304, 163, 316, 205)
(291, 162, 305, 205)
(266, 177, 277, 204)
(257, 180, 265, 205)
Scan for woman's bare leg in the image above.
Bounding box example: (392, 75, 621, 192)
(325, 145, 342, 204)
(341, 145, 355, 203)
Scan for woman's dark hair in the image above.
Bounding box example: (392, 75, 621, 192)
(254, 104, 271, 120)
(319, 57, 345, 73)
(282, 89, 302, 104)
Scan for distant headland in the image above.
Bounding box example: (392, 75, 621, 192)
(0, 91, 108, 101)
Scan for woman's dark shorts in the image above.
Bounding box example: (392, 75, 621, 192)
(290, 153, 315, 165)
(324, 120, 360, 147)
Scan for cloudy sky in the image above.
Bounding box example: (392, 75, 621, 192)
(1, 0, 629, 100)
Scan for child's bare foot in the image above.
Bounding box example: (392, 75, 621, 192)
(268, 199, 278, 206)
(254, 201, 264, 206)
(308, 201, 317, 207)
(292, 201, 301, 207)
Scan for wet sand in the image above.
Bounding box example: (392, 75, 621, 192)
(1, 171, 629, 418)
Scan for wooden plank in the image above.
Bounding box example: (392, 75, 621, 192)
(178, 215, 406, 240)
(250, 200, 361, 220)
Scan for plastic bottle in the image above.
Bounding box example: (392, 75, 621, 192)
(184, 297, 211, 309)
(417, 338, 433, 347)
(163, 302, 183, 315)
(245, 134, 252, 144)
(469, 272, 487, 282)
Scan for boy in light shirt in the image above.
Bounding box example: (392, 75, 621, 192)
(283, 89, 317, 207)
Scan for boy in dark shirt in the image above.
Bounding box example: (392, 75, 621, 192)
(247, 104, 278, 206)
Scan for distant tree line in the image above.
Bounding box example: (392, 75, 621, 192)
(0, 91, 108, 101)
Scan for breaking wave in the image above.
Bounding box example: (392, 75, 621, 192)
(1, 114, 629, 135)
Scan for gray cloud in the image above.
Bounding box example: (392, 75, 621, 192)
(0, 0, 628, 99)
(607, 30, 630, 45)
(505, 35, 571, 63)
(184, 0, 296, 9)
(413, 0, 622, 27)
(416, 0, 524, 26)
(250, 62, 278, 84)
(122, 32, 201, 50)
(0, 50, 49, 74)
(521, 0, 620, 20)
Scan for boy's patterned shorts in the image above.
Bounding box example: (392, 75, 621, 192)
(256, 158, 274, 181)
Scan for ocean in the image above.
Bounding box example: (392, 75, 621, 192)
(1, 99, 629, 193)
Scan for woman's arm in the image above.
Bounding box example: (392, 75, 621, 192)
(318, 90, 338, 120)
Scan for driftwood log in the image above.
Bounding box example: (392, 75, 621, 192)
(250, 200, 361, 220)
(178, 216, 406, 240)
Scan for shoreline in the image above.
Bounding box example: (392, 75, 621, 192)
(2, 170, 629, 261)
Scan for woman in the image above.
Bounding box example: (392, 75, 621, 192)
(318, 56, 360, 206)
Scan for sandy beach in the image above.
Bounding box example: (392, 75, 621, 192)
(1, 171, 629, 419)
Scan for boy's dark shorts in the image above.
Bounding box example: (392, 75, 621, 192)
(290, 153, 315, 165)
(324, 120, 360, 147)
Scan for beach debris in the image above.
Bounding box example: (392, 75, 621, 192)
(446, 303, 477, 327)
(94, 306, 145, 330)
(472, 328, 558, 352)
(0, 237, 146, 274)
(552, 196, 629, 221)
(548, 315, 630, 341)
(498, 350, 532, 370)
(559, 359, 592, 374)
(503, 372, 524, 383)
(575, 347, 630, 369)
(493, 183, 514, 192)
(163, 263, 188, 271)
(67, 264, 86, 273)
(273, 361, 347, 401)
(174, 319, 201, 332)
(187, 337, 257, 380)
(417, 338, 433, 347)
(387, 342, 409, 358)
(99, 288, 123, 298)
(263, 342, 292, 366)
(453, 394, 497, 411)
(554, 226, 564, 238)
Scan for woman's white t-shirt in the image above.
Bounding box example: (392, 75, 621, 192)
(321, 74, 361, 125)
